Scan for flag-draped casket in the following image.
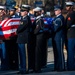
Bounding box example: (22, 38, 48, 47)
(0, 17, 54, 40)
(0, 18, 21, 39)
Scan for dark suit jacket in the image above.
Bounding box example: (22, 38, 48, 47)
(16, 15, 32, 43)
(33, 16, 44, 35)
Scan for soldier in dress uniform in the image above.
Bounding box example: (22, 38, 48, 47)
(52, 5, 65, 71)
(16, 5, 32, 74)
(65, 1, 75, 71)
(15, 5, 21, 16)
(0, 5, 9, 70)
(3, 7, 19, 70)
(9, 7, 20, 18)
(32, 7, 48, 73)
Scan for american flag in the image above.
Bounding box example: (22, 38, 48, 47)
(0, 17, 53, 40)
(0, 18, 21, 39)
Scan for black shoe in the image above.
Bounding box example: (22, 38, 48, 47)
(57, 69, 65, 72)
(17, 71, 29, 74)
(29, 70, 34, 73)
(51, 70, 57, 71)
(34, 70, 42, 73)
(1, 68, 10, 71)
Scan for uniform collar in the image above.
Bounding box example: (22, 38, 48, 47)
(11, 15, 16, 18)
(36, 15, 41, 19)
(41, 14, 44, 17)
(28, 13, 30, 16)
(22, 15, 27, 18)
(56, 14, 61, 17)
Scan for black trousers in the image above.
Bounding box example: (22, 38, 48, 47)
(28, 33, 36, 70)
(4, 39, 19, 70)
(34, 33, 48, 71)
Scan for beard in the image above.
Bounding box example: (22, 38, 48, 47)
(34, 11, 41, 17)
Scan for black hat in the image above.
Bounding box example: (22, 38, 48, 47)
(9, 7, 16, 11)
(54, 5, 62, 11)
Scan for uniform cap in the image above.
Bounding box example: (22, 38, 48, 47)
(54, 5, 62, 11)
(9, 7, 16, 11)
(33, 7, 42, 12)
(22, 4, 31, 8)
(65, 1, 75, 6)
(0, 5, 6, 10)
(21, 8, 28, 12)
(21, 4, 30, 12)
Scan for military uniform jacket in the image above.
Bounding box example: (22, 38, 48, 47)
(53, 14, 65, 39)
(66, 11, 75, 38)
(16, 15, 32, 43)
(33, 16, 44, 35)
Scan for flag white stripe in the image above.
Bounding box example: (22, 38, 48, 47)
(3, 18, 21, 27)
(0, 20, 6, 26)
(0, 29, 17, 35)
(4, 19, 12, 27)
(4, 21, 20, 27)
(11, 18, 21, 20)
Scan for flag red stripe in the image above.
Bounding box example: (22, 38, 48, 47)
(3, 19, 20, 27)
(0, 32, 17, 40)
(1, 20, 9, 27)
(0, 25, 19, 31)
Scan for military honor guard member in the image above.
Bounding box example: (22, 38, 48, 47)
(0, 4, 9, 70)
(16, 5, 32, 74)
(65, 1, 75, 71)
(4, 7, 19, 70)
(52, 5, 65, 71)
(32, 7, 48, 73)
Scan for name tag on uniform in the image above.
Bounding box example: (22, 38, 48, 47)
(20, 22, 23, 25)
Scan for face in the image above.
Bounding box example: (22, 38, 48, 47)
(0, 10, 3, 13)
(66, 6, 71, 11)
(41, 10, 44, 14)
(0, 9, 6, 16)
(0, 12, 3, 16)
(9, 10, 15, 16)
(34, 11, 41, 17)
(54, 9, 61, 16)
(2, 10, 6, 14)
(16, 8, 20, 13)
(21, 11, 28, 16)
